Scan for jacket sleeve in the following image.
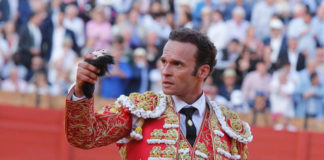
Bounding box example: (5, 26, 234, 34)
(65, 90, 132, 149)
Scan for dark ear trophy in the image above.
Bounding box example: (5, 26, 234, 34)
(82, 49, 114, 98)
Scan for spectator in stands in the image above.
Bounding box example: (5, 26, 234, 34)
(302, 72, 324, 119)
(207, 10, 228, 52)
(312, 5, 324, 48)
(199, 7, 212, 33)
(295, 59, 318, 117)
(315, 47, 324, 83)
(0, 0, 10, 23)
(16, 0, 32, 28)
(145, 31, 163, 69)
(243, 25, 264, 54)
(1, 67, 27, 93)
(112, 13, 130, 37)
(251, 0, 276, 39)
(26, 71, 50, 95)
(204, 76, 229, 106)
(100, 46, 132, 98)
(251, 91, 272, 127)
(149, 60, 162, 93)
(112, 0, 134, 13)
(48, 38, 79, 84)
(213, 38, 241, 84)
(1, 54, 27, 80)
(242, 60, 272, 106)
(142, 1, 171, 41)
(0, 31, 9, 71)
(64, 4, 85, 48)
(279, 37, 307, 74)
(7, 0, 19, 21)
(217, 39, 241, 70)
(49, 67, 72, 96)
(218, 69, 240, 101)
(46, 10, 79, 63)
(288, 5, 316, 57)
(192, 0, 218, 24)
(226, 6, 250, 42)
(86, 7, 111, 51)
(3, 21, 19, 57)
(229, 89, 250, 114)
(127, 9, 146, 49)
(178, 10, 194, 29)
(270, 67, 296, 122)
(126, 48, 150, 94)
(17, 11, 46, 70)
(263, 18, 287, 64)
(235, 47, 259, 85)
(25, 56, 46, 82)
(223, 0, 252, 21)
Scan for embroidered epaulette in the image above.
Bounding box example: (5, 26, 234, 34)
(116, 91, 167, 119)
(116, 91, 167, 141)
(210, 101, 253, 144)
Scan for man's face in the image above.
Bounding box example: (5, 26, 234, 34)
(160, 40, 203, 97)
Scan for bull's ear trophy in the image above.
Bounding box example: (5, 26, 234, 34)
(83, 49, 114, 98)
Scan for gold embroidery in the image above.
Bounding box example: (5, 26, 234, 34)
(150, 129, 164, 139)
(165, 129, 178, 141)
(149, 146, 161, 158)
(164, 110, 179, 125)
(179, 154, 191, 160)
(65, 98, 131, 149)
(178, 140, 190, 160)
(161, 146, 177, 159)
(242, 145, 248, 160)
(179, 140, 189, 149)
(220, 105, 250, 138)
(129, 91, 159, 111)
(215, 154, 222, 160)
(221, 140, 230, 152)
(196, 142, 208, 158)
(148, 128, 178, 144)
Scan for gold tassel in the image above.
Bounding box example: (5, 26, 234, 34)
(119, 146, 127, 160)
(242, 145, 248, 160)
(231, 139, 238, 155)
(135, 118, 144, 134)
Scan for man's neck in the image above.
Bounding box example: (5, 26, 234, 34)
(175, 91, 203, 105)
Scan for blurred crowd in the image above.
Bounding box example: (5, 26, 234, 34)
(0, 0, 324, 130)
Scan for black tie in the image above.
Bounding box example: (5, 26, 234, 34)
(180, 107, 197, 147)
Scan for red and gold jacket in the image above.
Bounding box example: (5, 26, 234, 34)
(65, 91, 253, 160)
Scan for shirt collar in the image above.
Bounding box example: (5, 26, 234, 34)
(172, 92, 206, 116)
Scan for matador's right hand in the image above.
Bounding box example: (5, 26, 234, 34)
(75, 54, 100, 97)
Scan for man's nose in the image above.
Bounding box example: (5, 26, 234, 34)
(162, 64, 172, 76)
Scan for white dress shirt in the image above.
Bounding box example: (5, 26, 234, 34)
(172, 93, 206, 136)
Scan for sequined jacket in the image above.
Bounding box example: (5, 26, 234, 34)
(65, 90, 253, 160)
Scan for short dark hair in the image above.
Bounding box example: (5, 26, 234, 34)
(168, 28, 217, 76)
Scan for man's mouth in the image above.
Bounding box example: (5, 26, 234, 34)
(162, 81, 174, 87)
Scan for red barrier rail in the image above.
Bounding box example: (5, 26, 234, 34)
(1, 104, 324, 160)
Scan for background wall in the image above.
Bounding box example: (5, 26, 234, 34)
(1, 104, 324, 160)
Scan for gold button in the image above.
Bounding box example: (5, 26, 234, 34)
(188, 120, 193, 126)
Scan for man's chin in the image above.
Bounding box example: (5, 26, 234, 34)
(162, 88, 175, 95)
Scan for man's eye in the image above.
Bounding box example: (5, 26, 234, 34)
(174, 62, 181, 66)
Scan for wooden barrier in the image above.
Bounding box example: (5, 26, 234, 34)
(2, 104, 324, 160)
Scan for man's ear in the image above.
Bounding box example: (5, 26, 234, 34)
(198, 65, 210, 80)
